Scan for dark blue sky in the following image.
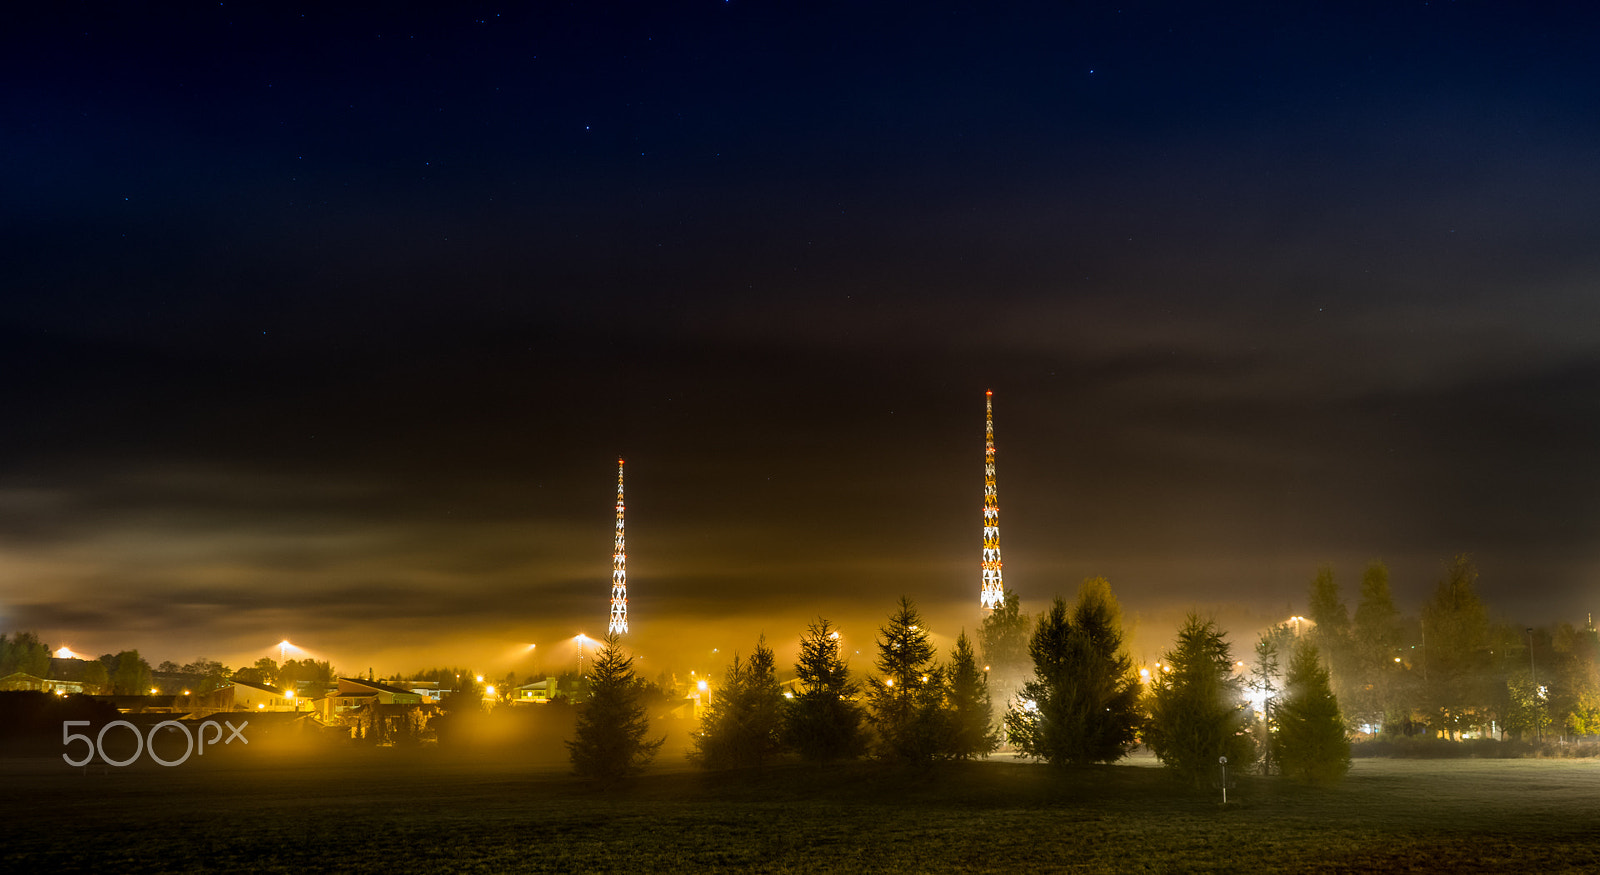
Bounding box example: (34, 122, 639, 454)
(4, 2, 1600, 672)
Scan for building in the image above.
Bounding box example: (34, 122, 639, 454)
(200, 679, 302, 713)
(513, 677, 561, 704)
(0, 672, 91, 695)
(316, 677, 433, 742)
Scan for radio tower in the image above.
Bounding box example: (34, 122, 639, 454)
(980, 390, 1004, 610)
(608, 458, 629, 634)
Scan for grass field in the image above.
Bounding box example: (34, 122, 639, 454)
(5, 747, 1599, 873)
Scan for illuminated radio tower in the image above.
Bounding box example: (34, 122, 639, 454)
(980, 390, 1004, 610)
(609, 459, 629, 634)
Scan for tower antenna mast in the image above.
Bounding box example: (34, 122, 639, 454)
(980, 391, 1004, 610)
(609, 458, 629, 634)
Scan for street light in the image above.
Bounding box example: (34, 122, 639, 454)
(1528, 627, 1540, 743)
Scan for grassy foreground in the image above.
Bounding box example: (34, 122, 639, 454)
(4, 749, 1599, 873)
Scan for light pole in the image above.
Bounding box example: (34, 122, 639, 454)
(1528, 627, 1540, 743)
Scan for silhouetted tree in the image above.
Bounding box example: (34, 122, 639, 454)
(442, 675, 485, 713)
(0, 632, 52, 678)
(1274, 642, 1350, 786)
(691, 636, 786, 769)
(1248, 622, 1295, 774)
(866, 597, 948, 762)
(232, 657, 280, 687)
(784, 618, 866, 762)
(1006, 579, 1139, 765)
(1421, 554, 1492, 738)
(1307, 565, 1357, 721)
(977, 586, 1031, 717)
(108, 650, 153, 695)
(945, 632, 998, 759)
(1144, 614, 1255, 786)
(566, 633, 664, 780)
(1351, 561, 1404, 733)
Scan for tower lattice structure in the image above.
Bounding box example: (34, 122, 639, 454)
(980, 390, 1004, 610)
(609, 458, 629, 634)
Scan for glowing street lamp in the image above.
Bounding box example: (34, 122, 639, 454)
(575, 634, 591, 675)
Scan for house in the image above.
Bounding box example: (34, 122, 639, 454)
(513, 677, 562, 704)
(201, 679, 303, 713)
(0, 672, 91, 695)
(316, 678, 434, 742)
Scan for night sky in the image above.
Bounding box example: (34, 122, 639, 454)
(5, 3, 1600, 676)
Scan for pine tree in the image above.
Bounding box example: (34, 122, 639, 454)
(1274, 642, 1351, 786)
(945, 632, 998, 759)
(1307, 565, 1357, 723)
(1351, 560, 1404, 733)
(1248, 622, 1295, 774)
(1144, 614, 1255, 787)
(1006, 578, 1139, 765)
(566, 633, 664, 780)
(690, 635, 786, 769)
(977, 586, 1030, 716)
(866, 596, 948, 762)
(1421, 554, 1492, 738)
(784, 618, 866, 762)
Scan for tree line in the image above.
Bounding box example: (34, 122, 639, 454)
(1296, 555, 1599, 742)
(565, 580, 1350, 786)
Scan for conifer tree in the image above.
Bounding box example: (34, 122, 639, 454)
(566, 633, 664, 780)
(1006, 579, 1139, 765)
(1144, 614, 1256, 786)
(866, 597, 948, 762)
(1421, 554, 1492, 738)
(1274, 641, 1351, 785)
(977, 586, 1030, 715)
(690, 635, 786, 769)
(1351, 561, 1404, 732)
(1307, 565, 1357, 721)
(784, 618, 866, 762)
(945, 632, 999, 759)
